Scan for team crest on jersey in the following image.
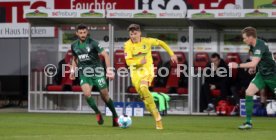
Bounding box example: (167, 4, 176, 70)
(254, 50, 261, 55)
(143, 45, 146, 49)
(86, 46, 91, 52)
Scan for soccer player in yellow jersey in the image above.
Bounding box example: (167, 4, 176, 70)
(124, 24, 178, 130)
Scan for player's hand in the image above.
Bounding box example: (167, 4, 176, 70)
(69, 73, 76, 80)
(248, 67, 256, 75)
(228, 62, 238, 69)
(210, 84, 216, 90)
(106, 68, 115, 80)
(140, 57, 147, 65)
(171, 55, 178, 64)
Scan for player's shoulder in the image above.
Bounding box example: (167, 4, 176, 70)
(257, 39, 268, 50)
(142, 37, 157, 43)
(71, 40, 78, 48)
(258, 39, 268, 46)
(124, 39, 132, 48)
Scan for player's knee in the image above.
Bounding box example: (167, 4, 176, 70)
(139, 85, 149, 94)
(245, 88, 255, 96)
(83, 92, 91, 98)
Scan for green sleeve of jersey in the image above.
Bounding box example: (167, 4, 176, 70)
(94, 41, 104, 54)
(253, 45, 265, 58)
(71, 45, 77, 57)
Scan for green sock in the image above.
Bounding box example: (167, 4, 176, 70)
(105, 98, 118, 118)
(86, 96, 100, 114)
(245, 96, 253, 124)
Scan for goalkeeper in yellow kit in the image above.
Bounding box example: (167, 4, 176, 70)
(124, 24, 178, 130)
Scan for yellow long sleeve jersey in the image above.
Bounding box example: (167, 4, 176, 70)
(124, 37, 174, 69)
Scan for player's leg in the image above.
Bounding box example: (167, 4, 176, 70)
(99, 88, 119, 127)
(95, 76, 119, 127)
(264, 75, 276, 96)
(138, 76, 163, 130)
(80, 76, 103, 125)
(239, 73, 264, 130)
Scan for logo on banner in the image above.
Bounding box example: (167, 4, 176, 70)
(134, 10, 157, 18)
(26, 10, 48, 17)
(192, 10, 215, 19)
(109, 12, 132, 18)
(245, 10, 268, 17)
(159, 12, 184, 18)
(52, 11, 78, 17)
(81, 10, 103, 17)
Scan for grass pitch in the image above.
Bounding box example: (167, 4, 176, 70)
(0, 113, 275, 140)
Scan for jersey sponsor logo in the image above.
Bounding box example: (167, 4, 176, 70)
(78, 54, 90, 61)
(254, 50, 261, 55)
(274, 88, 276, 94)
(86, 46, 91, 52)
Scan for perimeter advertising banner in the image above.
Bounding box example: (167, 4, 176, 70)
(1, 0, 244, 38)
(188, 9, 276, 19)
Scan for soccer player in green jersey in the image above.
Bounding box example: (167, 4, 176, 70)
(229, 27, 276, 130)
(70, 24, 119, 127)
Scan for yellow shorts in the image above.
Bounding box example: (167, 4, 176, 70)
(130, 65, 154, 92)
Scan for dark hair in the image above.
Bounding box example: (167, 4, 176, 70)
(242, 26, 257, 38)
(211, 53, 221, 59)
(76, 24, 87, 31)
(127, 24, 141, 31)
(273, 52, 276, 55)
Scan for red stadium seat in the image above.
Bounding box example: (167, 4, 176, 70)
(153, 52, 186, 94)
(177, 88, 188, 95)
(225, 53, 241, 81)
(194, 53, 209, 71)
(225, 53, 241, 64)
(114, 49, 127, 70)
(72, 85, 82, 92)
(46, 50, 73, 91)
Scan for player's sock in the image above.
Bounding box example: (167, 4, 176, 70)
(245, 96, 253, 124)
(140, 86, 161, 121)
(105, 98, 118, 118)
(86, 96, 100, 114)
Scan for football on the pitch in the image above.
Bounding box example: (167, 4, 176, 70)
(118, 115, 132, 128)
(266, 101, 276, 116)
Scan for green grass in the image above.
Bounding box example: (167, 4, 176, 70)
(0, 113, 276, 140)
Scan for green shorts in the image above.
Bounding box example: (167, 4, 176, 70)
(251, 72, 276, 94)
(79, 75, 108, 90)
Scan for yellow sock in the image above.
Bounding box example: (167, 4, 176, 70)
(139, 86, 161, 121)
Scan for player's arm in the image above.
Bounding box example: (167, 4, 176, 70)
(95, 42, 114, 80)
(229, 47, 262, 69)
(70, 56, 78, 80)
(100, 50, 114, 80)
(150, 38, 178, 63)
(124, 44, 144, 67)
(239, 57, 260, 68)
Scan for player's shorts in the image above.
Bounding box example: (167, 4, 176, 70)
(130, 66, 154, 93)
(79, 75, 107, 90)
(251, 72, 276, 94)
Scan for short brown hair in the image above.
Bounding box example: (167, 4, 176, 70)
(242, 27, 257, 38)
(127, 24, 140, 31)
